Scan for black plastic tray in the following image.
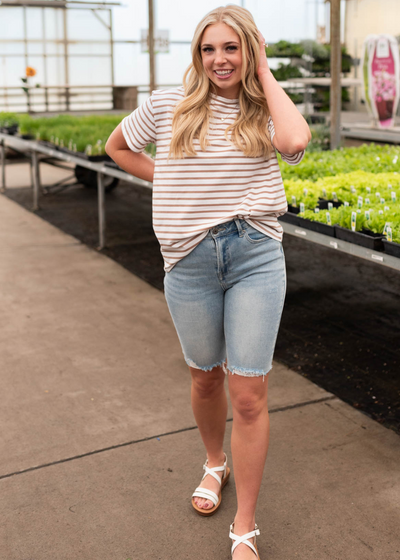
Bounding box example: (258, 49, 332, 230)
(335, 226, 385, 251)
(382, 239, 400, 258)
(317, 198, 343, 210)
(278, 212, 301, 226)
(296, 217, 336, 237)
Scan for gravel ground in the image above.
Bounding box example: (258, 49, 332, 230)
(4, 175, 400, 435)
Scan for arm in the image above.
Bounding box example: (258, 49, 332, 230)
(257, 32, 312, 155)
(105, 123, 155, 184)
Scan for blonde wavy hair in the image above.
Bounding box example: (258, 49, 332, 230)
(168, 4, 273, 160)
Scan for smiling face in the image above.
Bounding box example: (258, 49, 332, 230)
(200, 22, 243, 99)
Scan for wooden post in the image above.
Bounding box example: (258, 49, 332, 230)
(148, 0, 156, 95)
(330, 0, 341, 150)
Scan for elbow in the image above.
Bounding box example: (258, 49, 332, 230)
(104, 140, 112, 156)
(291, 135, 310, 154)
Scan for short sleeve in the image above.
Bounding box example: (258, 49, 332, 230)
(268, 115, 306, 166)
(121, 94, 157, 153)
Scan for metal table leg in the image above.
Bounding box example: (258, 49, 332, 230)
(32, 151, 41, 211)
(97, 171, 105, 249)
(0, 140, 6, 192)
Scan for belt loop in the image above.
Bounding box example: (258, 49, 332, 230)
(234, 218, 244, 237)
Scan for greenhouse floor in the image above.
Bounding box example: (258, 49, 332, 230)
(1, 163, 400, 560)
(2, 159, 400, 437)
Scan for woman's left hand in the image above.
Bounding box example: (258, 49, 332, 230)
(257, 30, 270, 79)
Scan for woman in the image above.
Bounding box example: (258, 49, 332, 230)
(106, 5, 311, 558)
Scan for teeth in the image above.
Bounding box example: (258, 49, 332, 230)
(215, 70, 233, 75)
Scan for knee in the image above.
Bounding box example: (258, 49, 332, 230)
(191, 367, 225, 400)
(231, 392, 266, 423)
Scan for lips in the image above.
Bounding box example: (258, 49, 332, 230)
(214, 69, 234, 79)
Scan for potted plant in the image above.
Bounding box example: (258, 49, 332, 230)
(334, 206, 386, 251)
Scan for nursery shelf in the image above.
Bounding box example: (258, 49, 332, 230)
(1, 132, 400, 271)
(281, 221, 400, 272)
(0, 132, 153, 249)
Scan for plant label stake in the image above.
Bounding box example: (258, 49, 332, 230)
(344, 201, 349, 206)
(391, 191, 396, 202)
(322, 188, 327, 198)
(379, 209, 384, 215)
(383, 222, 391, 236)
(314, 207, 320, 213)
(384, 206, 390, 211)
(365, 197, 370, 204)
(357, 196, 363, 208)
(376, 192, 380, 198)
(387, 227, 393, 242)
(299, 202, 305, 214)
(303, 188, 308, 196)
(380, 197, 385, 204)
(365, 210, 371, 221)
(366, 186, 371, 193)
(326, 211, 331, 226)
(291, 195, 297, 207)
(350, 185, 356, 193)
(328, 202, 333, 210)
(332, 192, 338, 201)
(351, 211, 357, 231)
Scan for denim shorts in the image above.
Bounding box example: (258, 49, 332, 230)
(163, 218, 287, 379)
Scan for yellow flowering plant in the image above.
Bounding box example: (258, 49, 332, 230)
(21, 67, 40, 111)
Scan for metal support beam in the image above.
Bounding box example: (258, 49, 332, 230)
(148, 0, 155, 95)
(0, 140, 6, 192)
(97, 171, 105, 249)
(31, 151, 41, 210)
(330, 0, 341, 150)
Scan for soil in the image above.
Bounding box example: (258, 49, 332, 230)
(4, 178, 400, 436)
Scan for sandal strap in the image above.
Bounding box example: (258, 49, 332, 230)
(229, 523, 260, 558)
(201, 453, 227, 485)
(192, 487, 219, 506)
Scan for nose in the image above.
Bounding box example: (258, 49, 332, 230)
(214, 49, 227, 65)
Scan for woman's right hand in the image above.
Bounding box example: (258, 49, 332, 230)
(105, 124, 155, 184)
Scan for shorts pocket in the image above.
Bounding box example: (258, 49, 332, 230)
(244, 225, 274, 244)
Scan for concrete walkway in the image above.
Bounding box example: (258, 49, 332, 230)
(0, 193, 399, 560)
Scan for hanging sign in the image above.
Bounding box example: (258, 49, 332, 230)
(141, 29, 170, 53)
(361, 34, 400, 129)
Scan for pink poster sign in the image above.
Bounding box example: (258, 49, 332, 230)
(361, 35, 400, 129)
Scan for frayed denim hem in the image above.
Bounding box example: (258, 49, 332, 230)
(184, 357, 227, 372)
(222, 362, 271, 382)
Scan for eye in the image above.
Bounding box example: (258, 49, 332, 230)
(227, 46, 237, 51)
(202, 47, 212, 52)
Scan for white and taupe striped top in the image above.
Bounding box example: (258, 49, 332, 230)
(121, 86, 305, 272)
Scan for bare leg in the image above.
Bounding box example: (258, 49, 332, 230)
(190, 364, 228, 510)
(228, 372, 270, 559)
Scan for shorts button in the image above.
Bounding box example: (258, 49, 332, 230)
(212, 227, 219, 234)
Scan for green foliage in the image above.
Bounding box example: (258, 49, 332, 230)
(306, 124, 330, 152)
(270, 63, 303, 82)
(13, 113, 159, 158)
(280, 144, 400, 181)
(0, 111, 20, 127)
(16, 113, 130, 155)
(266, 39, 353, 112)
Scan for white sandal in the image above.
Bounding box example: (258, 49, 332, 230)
(229, 522, 261, 558)
(191, 453, 230, 516)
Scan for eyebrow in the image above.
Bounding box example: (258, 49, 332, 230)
(201, 41, 239, 47)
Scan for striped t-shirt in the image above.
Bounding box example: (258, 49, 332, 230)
(121, 86, 305, 272)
